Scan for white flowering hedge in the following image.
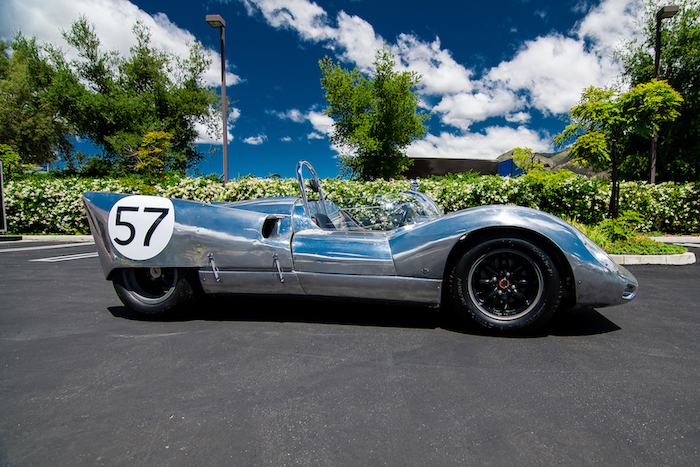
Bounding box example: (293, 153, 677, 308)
(3, 173, 699, 234)
(4, 178, 139, 235)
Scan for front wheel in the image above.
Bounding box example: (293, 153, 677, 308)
(112, 268, 197, 316)
(449, 238, 563, 332)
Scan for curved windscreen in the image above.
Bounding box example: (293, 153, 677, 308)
(326, 191, 442, 231)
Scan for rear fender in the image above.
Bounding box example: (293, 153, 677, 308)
(83, 192, 293, 279)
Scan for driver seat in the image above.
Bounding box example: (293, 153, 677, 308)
(313, 213, 336, 230)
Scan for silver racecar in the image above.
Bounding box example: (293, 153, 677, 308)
(83, 160, 637, 332)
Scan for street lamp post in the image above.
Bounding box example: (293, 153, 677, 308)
(0, 161, 6, 232)
(206, 14, 229, 183)
(650, 5, 678, 185)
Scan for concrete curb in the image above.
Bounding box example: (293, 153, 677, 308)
(610, 236, 699, 266)
(653, 236, 700, 244)
(610, 252, 696, 266)
(4, 235, 95, 242)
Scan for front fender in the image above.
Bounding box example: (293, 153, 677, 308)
(388, 205, 637, 308)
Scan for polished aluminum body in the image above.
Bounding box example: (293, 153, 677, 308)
(83, 164, 637, 310)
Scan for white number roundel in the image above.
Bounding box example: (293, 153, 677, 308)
(107, 195, 175, 261)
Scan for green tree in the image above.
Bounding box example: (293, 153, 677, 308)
(0, 37, 74, 165)
(617, 0, 700, 181)
(554, 81, 682, 217)
(0, 144, 23, 180)
(511, 147, 546, 172)
(320, 47, 430, 180)
(135, 131, 173, 184)
(49, 16, 219, 174)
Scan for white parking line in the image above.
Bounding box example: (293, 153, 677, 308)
(0, 242, 95, 253)
(30, 252, 99, 262)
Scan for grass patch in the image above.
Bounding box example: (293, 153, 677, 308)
(603, 237, 687, 255)
(568, 216, 688, 256)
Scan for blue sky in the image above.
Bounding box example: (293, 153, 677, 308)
(1, 0, 646, 179)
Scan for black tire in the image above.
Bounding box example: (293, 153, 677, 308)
(112, 268, 196, 316)
(449, 238, 563, 332)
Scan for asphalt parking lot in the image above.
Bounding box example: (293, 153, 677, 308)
(1, 240, 699, 466)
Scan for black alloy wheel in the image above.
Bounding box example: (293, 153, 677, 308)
(112, 268, 196, 316)
(450, 238, 563, 332)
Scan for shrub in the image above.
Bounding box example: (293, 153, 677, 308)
(598, 211, 645, 243)
(3, 172, 698, 236)
(619, 181, 700, 233)
(3, 177, 139, 234)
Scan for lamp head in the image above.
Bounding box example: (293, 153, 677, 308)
(657, 5, 679, 20)
(206, 14, 226, 28)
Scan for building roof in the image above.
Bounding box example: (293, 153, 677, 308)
(404, 158, 498, 178)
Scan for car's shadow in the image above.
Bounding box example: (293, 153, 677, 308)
(108, 295, 620, 338)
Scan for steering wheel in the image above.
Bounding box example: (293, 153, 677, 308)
(296, 160, 329, 221)
(397, 203, 412, 228)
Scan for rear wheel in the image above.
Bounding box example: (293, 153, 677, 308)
(449, 238, 562, 332)
(113, 268, 196, 316)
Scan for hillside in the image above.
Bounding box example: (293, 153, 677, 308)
(497, 149, 608, 178)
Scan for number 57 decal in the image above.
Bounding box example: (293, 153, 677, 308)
(107, 195, 175, 261)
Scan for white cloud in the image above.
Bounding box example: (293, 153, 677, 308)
(241, 0, 334, 42)
(506, 112, 532, 124)
(534, 9, 549, 21)
(270, 109, 307, 123)
(485, 34, 611, 115)
(332, 11, 384, 69)
(306, 111, 335, 136)
(273, 108, 335, 137)
(241, 0, 382, 70)
(0, 0, 240, 89)
(574, 0, 644, 59)
(195, 122, 225, 145)
(407, 127, 551, 160)
(243, 134, 267, 145)
(394, 34, 474, 96)
(281, 136, 293, 142)
(432, 88, 527, 130)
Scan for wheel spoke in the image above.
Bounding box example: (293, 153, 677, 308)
(483, 290, 499, 302)
(156, 271, 175, 292)
(468, 248, 544, 320)
(511, 288, 529, 305)
(126, 268, 178, 298)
